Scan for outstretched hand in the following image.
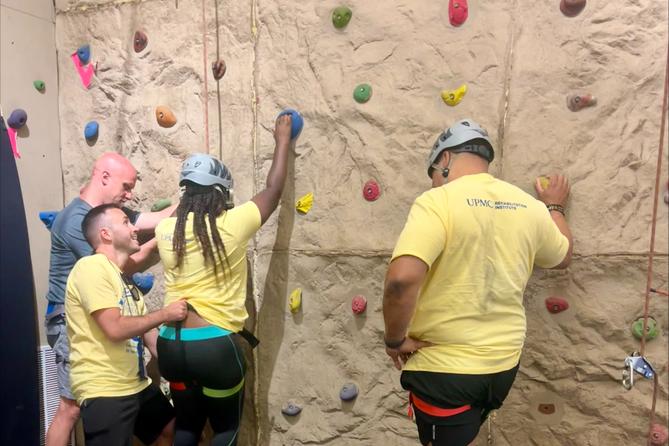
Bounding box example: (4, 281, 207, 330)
(385, 337, 434, 370)
(535, 174, 570, 208)
(274, 114, 292, 147)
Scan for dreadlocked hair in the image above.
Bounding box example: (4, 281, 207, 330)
(172, 181, 232, 280)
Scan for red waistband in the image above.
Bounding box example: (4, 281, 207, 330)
(409, 392, 472, 418)
(170, 381, 186, 391)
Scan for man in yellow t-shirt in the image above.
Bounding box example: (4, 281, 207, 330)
(383, 119, 573, 446)
(66, 204, 187, 446)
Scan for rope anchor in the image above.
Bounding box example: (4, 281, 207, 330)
(622, 352, 655, 390)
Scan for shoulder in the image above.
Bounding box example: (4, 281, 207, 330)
(226, 201, 261, 220)
(73, 254, 112, 273)
(53, 198, 91, 232)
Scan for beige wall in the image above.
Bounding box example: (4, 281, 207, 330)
(1, 0, 63, 344)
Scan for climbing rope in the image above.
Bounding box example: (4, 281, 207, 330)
(214, 0, 223, 158)
(640, 40, 668, 446)
(201, 0, 210, 153)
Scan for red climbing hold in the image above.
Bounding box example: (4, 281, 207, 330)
(351, 295, 367, 315)
(363, 180, 380, 201)
(538, 403, 556, 415)
(650, 423, 669, 446)
(560, 0, 586, 17)
(545, 296, 569, 314)
(449, 0, 468, 27)
(134, 31, 148, 53)
(212, 59, 226, 80)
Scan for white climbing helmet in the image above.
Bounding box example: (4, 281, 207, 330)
(426, 118, 495, 177)
(179, 153, 233, 190)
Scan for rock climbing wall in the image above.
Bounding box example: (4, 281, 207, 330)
(53, 0, 668, 444)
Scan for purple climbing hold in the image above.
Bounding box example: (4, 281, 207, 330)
(7, 109, 28, 129)
(339, 383, 358, 401)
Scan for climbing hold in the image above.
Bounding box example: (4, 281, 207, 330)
(278, 108, 304, 139)
(538, 403, 556, 415)
(650, 423, 669, 446)
(76, 44, 91, 64)
(545, 296, 569, 314)
(7, 109, 27, 129)
(289, 288, 302, 313)
(281, 401, 302, 416)
(151, 198, 172, 212)
(295, 192, 313, 214)
(39, 211, 59, 231)
(84, 121, 99, 141)
(332, 6, 352, 29)
(133, 31, 148, 53)
(212, 59, 226, 80)
(537, 175, 551, 191)
(339, 383, 358, 401)
(362, 180, 380, 201)
(631, 316, 658, 341)
(560, 0, 586, 17)
(566, 93, 596, 112)
(353, 84, 372, 104)
(664, 180, 668, 205)
(449, 0, 469, 27)
(132, 272, 154, 295)
(351, 295, 367, 315)
(155, 106, 177, 128)
(33, 80, 45, 92)
(441, 84, 467, 106)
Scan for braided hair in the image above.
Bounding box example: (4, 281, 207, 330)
(172, 180, 232, 279)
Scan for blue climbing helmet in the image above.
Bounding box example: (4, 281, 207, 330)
(179, 153, 233, 190)
(426, 119, 495, 177)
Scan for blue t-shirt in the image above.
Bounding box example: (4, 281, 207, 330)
(45, 198, 139, 316)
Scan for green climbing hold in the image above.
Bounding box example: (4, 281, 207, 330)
(631, 316, 658, 341)
(332, 6, 352, 29)
(151, 198, 172, 212)
(353, 83, 372, 103)
(33, 80, 45, 91)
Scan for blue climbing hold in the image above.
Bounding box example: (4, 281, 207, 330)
(132, 272, 154, 294)
(339, 382, 359, 401)
(77, 44, 91, 64)
(7, 109, 28, 129)
(281, 401, 302, 416)
(84, 121, 99, 141)
(39, 211, 59, 230)
(278, 108, 304, 139)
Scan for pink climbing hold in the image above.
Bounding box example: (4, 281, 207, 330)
(6, 127, 20, 158)
(351, 295, 367, 315)
(650, 423, 668, 446)
(449, 0, 468, 27)
(545, 296, 569, 314)
(363, 180, 380, 201)
(71, 52, 94, 89)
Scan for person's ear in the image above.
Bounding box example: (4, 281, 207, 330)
(101, 170, 110, 185)
(99, 226, 112, 243)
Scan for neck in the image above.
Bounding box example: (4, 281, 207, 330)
(446, 156, 489, 183)
(96, 245, 130, 271)
(80, 183, 105, 207)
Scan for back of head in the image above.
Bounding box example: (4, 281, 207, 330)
(427, 119, 495, 177)
(180, 153, 233, 190)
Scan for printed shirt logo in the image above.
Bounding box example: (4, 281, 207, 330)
(466, 198, 527, 210)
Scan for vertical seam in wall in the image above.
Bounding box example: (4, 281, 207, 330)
(249, 0, 260, 444)
(53, 0, 66, 207)
(497, 0, 518, 179)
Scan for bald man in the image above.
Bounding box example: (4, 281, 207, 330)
(45, 152, 177, 446)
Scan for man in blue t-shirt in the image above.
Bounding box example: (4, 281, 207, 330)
(45, 152, 177, 446)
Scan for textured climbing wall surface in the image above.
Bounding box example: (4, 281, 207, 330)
(53, 0, 668, 445)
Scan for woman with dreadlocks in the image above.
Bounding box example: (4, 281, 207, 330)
(154, 115, 292, 445)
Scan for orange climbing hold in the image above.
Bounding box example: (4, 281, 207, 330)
(155, 106, 177, 128)
(545, 296, 569, 314)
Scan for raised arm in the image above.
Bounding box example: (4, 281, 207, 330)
(133, 203, 178, 232)
(535, 174, 573, 269)
(251, 114, 292, 224)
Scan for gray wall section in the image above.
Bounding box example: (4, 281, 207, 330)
(1, 0, 63, 344)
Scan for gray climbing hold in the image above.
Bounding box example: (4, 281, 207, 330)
(281, 401, 302, 416)
(339, 382, 358, 401)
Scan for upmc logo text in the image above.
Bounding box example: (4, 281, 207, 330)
(466, 198, 495, 208)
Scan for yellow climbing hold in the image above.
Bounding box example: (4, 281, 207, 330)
(537, 175, 550, 190)
(289, 288, 302, 313)
(295, 192, 313, 214)
(441, 84, 467, 106)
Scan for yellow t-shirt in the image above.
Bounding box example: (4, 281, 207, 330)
(392, 173, 569, 374)
(156, 201, 262, 332)
(66, 254, 150, 404)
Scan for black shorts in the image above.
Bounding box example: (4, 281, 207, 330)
(80, 384, 174, 446)
(401, 363, 519, 446)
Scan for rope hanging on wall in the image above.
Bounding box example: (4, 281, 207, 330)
(201, 0, 210, 154)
